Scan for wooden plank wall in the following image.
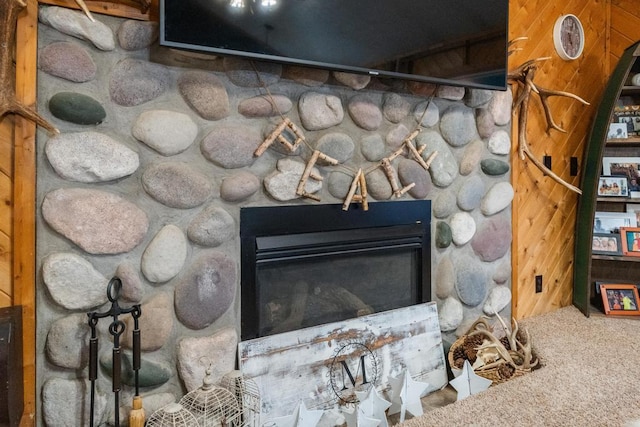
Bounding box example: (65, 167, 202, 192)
(508, 0, 609, 319)
(610, 0, 640, 65)
(0, 116, 12, 309)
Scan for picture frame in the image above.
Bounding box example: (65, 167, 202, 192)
(602, 157, 640, 197)
(608, 122, 628, 139)
(594, 211, 636, 233)
(599, 283, 640, 315)
(597, 176, 629, 197)
(620, 227, 640, 257)
(627, 203, 640, 225)
(592, 233, 622, 255)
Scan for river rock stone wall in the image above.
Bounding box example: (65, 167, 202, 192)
(34, 8, 513, 426)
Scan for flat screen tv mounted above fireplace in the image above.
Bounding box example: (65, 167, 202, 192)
(160, 0, 509, 91)
(240, 201, 431, 340)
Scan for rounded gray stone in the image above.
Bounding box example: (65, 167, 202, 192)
(223, 57, 282, 87)
(142, 162, 213, 209)
(177, 327, 238, 391)
(141, 224, 187, 283)
(100, 350, 172, 387)
(440, 104, 477, 147)
(201, 125, 261, 168)
(187, 205, 236, 247)
(45, 131, 139, 182)
(48, 92, 106, 125)
(435, 256, 455, 299)
(46, 314, 90, 369)
(416, 130, 458, 187)
(283, 66, 329, 86)
(220, 171, 261, 202)
(42, 188, 149, 254)
(450, 211, 476, 246)
(38, 41, 96, 82)
(460, 139, 484, 176)
(414, 101, 439, 127)
(174, 251, 237, 330)
(122, 293, 174, 352)
(483, 286, 512, 315)
(238, 94, 292, 117)
(476, 108, 496, 138)
(42, 378, 107, 427)
(132, 110, 198, 156)
(455, 262, 487, 307)
(178, 70, 230, 120)
(433, 191, 456, 219)
(39, 6, 115, 51)
(438, 297, 463, 332)
(298, 91, 344, 130)
(116, 261, 144, 303)
(436, 85, 465, 101)
(383, 92, 411, 123)
(42, 252, 108, 310)
(117, 19, 158, 50)
(316, 133, 355, 164)
(397, 158, 432, 199)
(457, 175, 485, 211)
(347, 95, 383, 130)
(109, 58, 170, 106)
(366, 168, 393, 201)
(464, 89, 494, 108)
(361, 134, 386, 162)
(471, 215, 512, 262)
(481, 182, 514, 216)
(328, 170, 353, 199)
(435, 221, 452, 249)
(264, 158, 321, 201)
(488, 129, 511, 155)
(386, 124, 411, 150)
(333, 71, 370, 90)
(481, 158, 510, 176)
(488, 88, 513, 126)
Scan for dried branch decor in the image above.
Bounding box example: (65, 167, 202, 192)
(508, 52, 589, 194)
(0, 0, 58, 134)
(250, 62, 438, 211)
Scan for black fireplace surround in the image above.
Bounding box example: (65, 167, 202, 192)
(240, 201, 431, 340)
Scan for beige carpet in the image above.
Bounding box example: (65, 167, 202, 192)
(400, 305, 640, 427)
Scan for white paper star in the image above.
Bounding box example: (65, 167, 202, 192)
(387, 369, 429, 423)
(268, 400, 325, 427)
(449, 359, 492, 401)
(355, 387, 392, 427)
(342, 404, 381, 427)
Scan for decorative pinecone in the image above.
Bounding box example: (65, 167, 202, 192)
(500, 336, 511, 350)
(462, 334, 484, 363)
(497, 363, 515, 379)
(452, 345, 465, 361)
(454, 357, 465, 369)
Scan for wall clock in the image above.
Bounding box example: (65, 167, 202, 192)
(553, 14, 585, 60)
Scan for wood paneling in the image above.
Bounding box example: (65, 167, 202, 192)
(509, 0, 609, 319)
(610, 0, 640, 69)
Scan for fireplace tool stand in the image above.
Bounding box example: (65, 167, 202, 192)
(87, 277, 142, 427)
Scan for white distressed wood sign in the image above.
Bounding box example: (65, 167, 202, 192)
(238, 302, 447, 425)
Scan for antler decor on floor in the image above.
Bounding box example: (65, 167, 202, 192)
(509, 57, 589, 194)
(0, 0, 58, 134)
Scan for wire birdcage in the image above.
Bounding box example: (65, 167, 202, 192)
(146, 402, 200, 427)
(180, 365, 242, 427)
(220, 370, 261, 427)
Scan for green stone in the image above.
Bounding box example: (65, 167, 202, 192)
(480, 158, 510, 176)
(436, 221, 452, 248)
(49, 92, 106, 125)
(100, 350, 171, 388)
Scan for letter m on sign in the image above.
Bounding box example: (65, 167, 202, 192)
(339, 355, 369, 391)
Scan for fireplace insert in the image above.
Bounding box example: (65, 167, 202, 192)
(240, 201, 431, 340)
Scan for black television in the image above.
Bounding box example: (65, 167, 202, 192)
(160, 0, 509, 91)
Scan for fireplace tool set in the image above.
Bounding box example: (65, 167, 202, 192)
(87, 277, 143, 426)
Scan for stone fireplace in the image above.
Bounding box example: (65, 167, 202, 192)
(240, 201, 430, 339)
(34, 9, 513, 425)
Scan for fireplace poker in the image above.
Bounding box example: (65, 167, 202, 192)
(87, 277, 141, 426)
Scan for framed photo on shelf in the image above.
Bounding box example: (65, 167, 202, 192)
(597, 176, 629, 197)
(627, 203, 640, 225)
(599, 283, 640, 316)
(602, 157, 640, 197)
(594, 211, 637, 233)
(620, 227, 640, 257)
(592, 233, 622, 255)
(607, 122, 628, 139)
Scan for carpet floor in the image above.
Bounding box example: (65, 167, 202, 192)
(399, 305, 640, 427)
